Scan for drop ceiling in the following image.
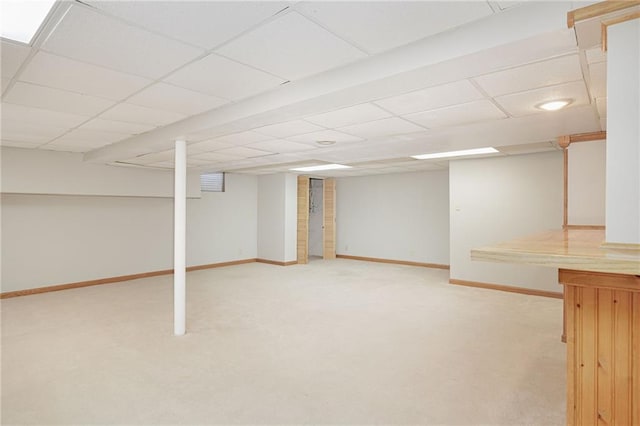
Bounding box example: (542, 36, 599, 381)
(1, 0, 607, 177)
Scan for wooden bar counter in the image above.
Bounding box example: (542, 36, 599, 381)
(472, 229, 639, 426)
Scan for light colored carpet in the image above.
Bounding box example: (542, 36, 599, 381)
(1, 259, 565, 425)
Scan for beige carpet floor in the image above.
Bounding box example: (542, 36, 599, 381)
(1, 259, 565, 425)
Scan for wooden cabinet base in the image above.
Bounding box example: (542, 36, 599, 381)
(560, 269, 640, 425)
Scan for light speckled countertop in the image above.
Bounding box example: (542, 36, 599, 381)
(471, 229, 640, 275)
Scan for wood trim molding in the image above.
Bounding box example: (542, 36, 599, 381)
(569, 131, 606, 144)
(256, 259, 298, 266)
(567, 1, 639, 28)
(336, 254, 450, 270)
(559, 268, 640, 292)
(449, 278, 564, 299)
(564, 224, 606, 231)
(0, 258, 258, 299)
(600, 241, 640, 250)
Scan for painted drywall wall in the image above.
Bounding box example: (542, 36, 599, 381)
(336, 170, 450, 265)
(309, 179, 324, 256)
(186, 173, 258, 266)
(606, 19, 640, 244)
(449, 151, 563, 292)
(1, 173, 258, 292)
(257, 173, 297, 263)
(1, 147, 200, 197)
(567, 140, 605, 226)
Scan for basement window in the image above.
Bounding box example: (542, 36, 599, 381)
(200, 172, 225, 192)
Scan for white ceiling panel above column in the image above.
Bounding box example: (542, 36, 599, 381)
(216, 11, 367, 80)
(337, 117, 426, 138)
(78, 118, 156, 135)
(494, 80, 590, 117)
(404, 100, 507, 128)
(17, 52, 152, 101)
(304, 103, 392, 128)
(472, 54, 583, 97)
(126, 83, 228, 116)
(0, 120, 68, 144)
(164, 53, 285, 101)
(246, 139, 318, 153)
(1, 103, 88, 128)
(40, 5, 204, 79)
(254, 120, 325, 138)
(99, 103, 187, 126)
(373, 80, 484, 115)
(294, 1, 494, 54)
(3, 82, 115, 117)
(287, 129, 363, 144)
(44, 129, 130, 151)
(1, 40, 31, 80)
(84, 1, 289, 50)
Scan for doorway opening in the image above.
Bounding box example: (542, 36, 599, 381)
(296, 176, 336, 264)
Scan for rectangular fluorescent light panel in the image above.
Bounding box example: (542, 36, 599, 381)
(290, 164, 352, 172)
(1, 0, 57, 44)
(411, 147, 498, 160)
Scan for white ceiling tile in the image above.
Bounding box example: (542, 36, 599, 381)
(188, 140, 235, 154)
(585, 47, 606, 64)
(128, 150, 175, 164)
(404, 100, 507, 128)
(41, 5, 203, 79)
(473, 55, 583, 97)
(1, 103, 88, 128)
(216, 11, 367, 80)
(295, 1, 493, 54)
(304, 103, 392, 128)
(0, 139, 42, 149)
(3, 82, 115, 116)
(494, 81, 590, 117)
(85, 1, 288, 49)
(46, 129, 129, 148)
(374, 80, 484, 115)
(595, 97, 607, 118)
(337, 117, 426, 139)
(213, 131, 274, 145)
(18, 52, 152, 101)
(41, 144, 90, 153)
(0, 40, 31, 82)
(588, 61, 607, 99)
(287, 129, 363, 143)
(78, 118, 155, 135)
(246, 139, 317, 153)
(164, 53, 285, 101)
(126, 82, 228, 116)
(216, 146, 274, 158)
(1, 40, 31, 79)
(0, 120, 68, 143)
(99, 103, 186, 126)
(2, 78, 11, 93)
(254, 120, 325, 138)
(191, 152, 243, 162)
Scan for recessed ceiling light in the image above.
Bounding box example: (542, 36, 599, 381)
(316, 140, 336, 146)
(290, 164, 352, 172)
(536, 99, 572, 111)
(0, 0, 57, 44)
(411, 147, 499, 160)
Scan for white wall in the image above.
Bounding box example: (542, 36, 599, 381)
(1, 147, 201, 198)
(606, 19, 640, 244)
(309, 179, 323, 256)
(336, 170, 450, 265)
(186, 173, 258, 266)
(1, 171, 258, 292)
(449, 152, 563, 292)
(567, 140, 606, 226)
(257, 173, 297, 263)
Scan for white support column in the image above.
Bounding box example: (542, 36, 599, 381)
(174, 139, 186, 336)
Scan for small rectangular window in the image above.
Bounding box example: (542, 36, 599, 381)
(200, 172, 225, 192)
